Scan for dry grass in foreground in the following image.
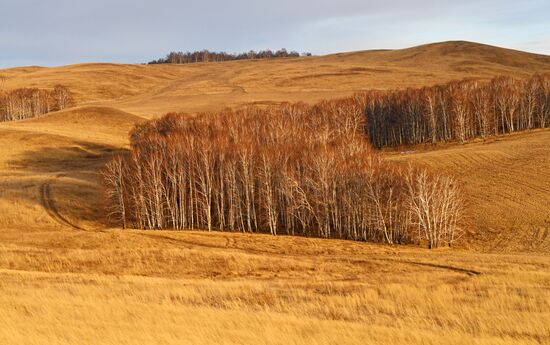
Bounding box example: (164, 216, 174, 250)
(0, 230, 549, 345)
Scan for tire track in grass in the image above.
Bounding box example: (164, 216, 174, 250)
(39, 174, 85, 230)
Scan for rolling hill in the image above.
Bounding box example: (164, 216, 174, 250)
(0, 41, 549, 344)
(3, 41, 550, 117)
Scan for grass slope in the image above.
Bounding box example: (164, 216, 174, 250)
(391, 129, 550, 253)
(3, 41, 550, 117)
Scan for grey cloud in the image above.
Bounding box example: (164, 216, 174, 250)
(0, 0, 548, 67)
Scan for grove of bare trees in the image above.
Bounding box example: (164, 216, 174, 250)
(365, 74, 550, 147)
(102, 73, 550, 247)
(148, 49, 311, 64)
(0, 85, 74, 122)
(104, 98, 463, 248)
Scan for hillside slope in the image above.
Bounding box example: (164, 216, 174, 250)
(0, 107, 142, 230)
(391, 130, 550, 253)
(2, 41, 550, 117)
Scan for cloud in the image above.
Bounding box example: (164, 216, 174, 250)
(0, 0, 548, 67)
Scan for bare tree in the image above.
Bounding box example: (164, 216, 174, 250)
(405, 166, 463, 248)
(103, 155, 128, 229)
(52, 85, 74, 110)
(0, 74, 7, 92)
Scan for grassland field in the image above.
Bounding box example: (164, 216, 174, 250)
(0, 41, 549, 344)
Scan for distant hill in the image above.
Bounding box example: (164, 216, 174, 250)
(2, 41, 550, 117)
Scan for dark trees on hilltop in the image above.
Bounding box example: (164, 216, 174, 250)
(148, 49, 311, 64)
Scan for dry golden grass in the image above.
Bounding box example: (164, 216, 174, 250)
(3, 41, 550, 117)
(0, 41, 549, 344)
(391, 129, 550, 254)
(0, 230, 549, 344)
(0, 106, 141, 231)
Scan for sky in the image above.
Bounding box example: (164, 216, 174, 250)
(0, 0, 549, 67)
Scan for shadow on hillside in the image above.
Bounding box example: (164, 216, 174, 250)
(4, 140, 126, 229)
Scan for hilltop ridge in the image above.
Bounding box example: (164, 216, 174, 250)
(2, 40, 550, 117)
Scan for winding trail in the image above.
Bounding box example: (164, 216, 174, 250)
(39, 174, 85, 230)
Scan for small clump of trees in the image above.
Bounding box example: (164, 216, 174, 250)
(0, 85, 74, 122)
(148, 49, 312, 64)
(103, 99, 463, 248)
(365, 74, 550, 147)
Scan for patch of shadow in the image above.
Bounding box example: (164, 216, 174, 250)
(374, 257, 481, 276)
(346, 67, 392, 73)
(8, 142, 120, 174)
(5, 140, 126, 229)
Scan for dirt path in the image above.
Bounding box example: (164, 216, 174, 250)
(39, 174, 85, 230)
